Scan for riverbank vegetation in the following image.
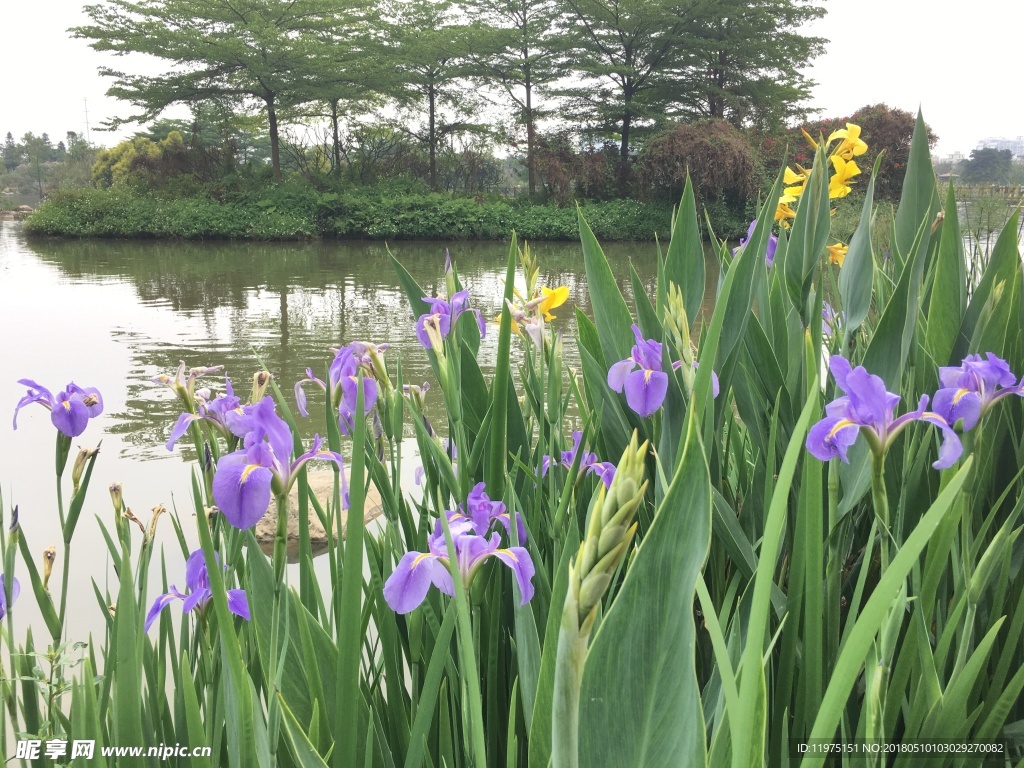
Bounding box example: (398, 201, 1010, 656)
(21, 103, 932, 241)
(25, 186, 677, 240)
(9, 0, 954, 241)
(5, 112, 1024, 767)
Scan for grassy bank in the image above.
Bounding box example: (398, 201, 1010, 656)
(24, 187, 714, 241)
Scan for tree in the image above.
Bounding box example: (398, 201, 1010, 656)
(962, 147, 1013, 185)
(557, 0, 706, 162)
(21, 133, 49, 198)
(382, 0, 485, 190)
(467, 0, 567, 194)
(74, 0, 375, 182)
(3, 132, 19, 171)
(664, 0, 825, 130)
(557, 0, 824, 164)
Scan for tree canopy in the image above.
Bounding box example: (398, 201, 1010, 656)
(73, 0, 378, 180)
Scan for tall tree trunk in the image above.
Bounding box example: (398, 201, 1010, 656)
(619, 89, 633, 196)
(525, 59, 536, 196)
(428, 84, 438, 191)
(620, 109, 632, 161)
(331, 100, 341, 177)
(267, 95, 282, 183)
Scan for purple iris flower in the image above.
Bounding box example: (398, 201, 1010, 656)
(608, 326, 670, 417)
(540, 430, 617, 488)
(212, 397, 347, 529)
(822, 302, 841, 338)
(608, 326, 720, 417)
(13, 380, 104, 437)
(932, 353, 1023, 432)
(295, 344, 382, 436)
(0, 574, 20, 621)
(466, 482, 527, 542)
(806, 356, 962, 469)
(143, 550, 249, 632)
(166, 378, 243, 450)
(383, 527, 534, 614)
(414, 290, 486, 349)
(734, 220, 779, 267)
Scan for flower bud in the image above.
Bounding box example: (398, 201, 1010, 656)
(42, 546, 57, 591)
(72, 447, 99, 495)
(569, 432, 648, 634)
(147, 504, 167, 544)
(250, 371, 273, 403)
(109, 482, 123, 513)
(8, 505, 18, 532)
(664, 283, 695, 395)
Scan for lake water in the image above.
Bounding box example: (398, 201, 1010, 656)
(0, 222, 717, 642)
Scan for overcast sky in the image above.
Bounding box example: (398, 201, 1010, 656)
(2, 0, 1021, 156)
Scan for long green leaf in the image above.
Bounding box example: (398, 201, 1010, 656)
(800, 458, 972, 768)
(664, 175, 705, 323)
(839, 155, 881, 346)
(924, 182, 967, 367)
(578, 207, 636, 368)
(577, 413, 710, 767)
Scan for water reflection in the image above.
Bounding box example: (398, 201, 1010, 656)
(20, 233, 716, 458)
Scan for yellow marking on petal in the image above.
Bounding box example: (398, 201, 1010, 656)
(411, 552, 434, 569)
(644, 369, 653, 383)
(952, 388, 971, 404)
(497, 549, 519, 563)
(827, 419, 857, 439)
(62, 401, 72, 411)
(240, 464, 262, 483)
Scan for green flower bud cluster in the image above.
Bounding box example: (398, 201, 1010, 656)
(664, 282, 694, 395)
(570, 432, 648, 635)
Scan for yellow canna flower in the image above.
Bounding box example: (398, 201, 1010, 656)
(800, 127, 819, 151)
(492, 313, 522, 335)
(828, 156, 861, 199)
(827, 242, 848, 266)
(783, 166, 807, 199)
(775, 200, 797, 227)
(826, 123, 868, 161)
(538, 285, 569, 321)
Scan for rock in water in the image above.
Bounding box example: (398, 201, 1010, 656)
(253, 470, 383, 562)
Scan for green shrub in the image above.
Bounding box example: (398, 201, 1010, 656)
(26, 188, 709, 241)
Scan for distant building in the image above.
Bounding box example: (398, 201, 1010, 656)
(975, 136, 1024, 158)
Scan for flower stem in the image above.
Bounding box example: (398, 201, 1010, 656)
(870, 452, 890, 574)
(552, 592, 588, 768)
(273, 493, 289, 584)
(56, 474, 69, 639)
(438, 510, 488, 766)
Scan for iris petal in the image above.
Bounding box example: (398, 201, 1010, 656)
(384, 551, 444, 614)
(491, 547, 536, 605)
(806, 415, 860, 463)
(607, 358, 636, 392)
(623, 368, 668, 417)
(143, 591, 182, 633)
(50, 397, 90, 437)
(932, 387, 982, 431)
(227, 589, 251, 621)
(213, 453, 273, 530)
